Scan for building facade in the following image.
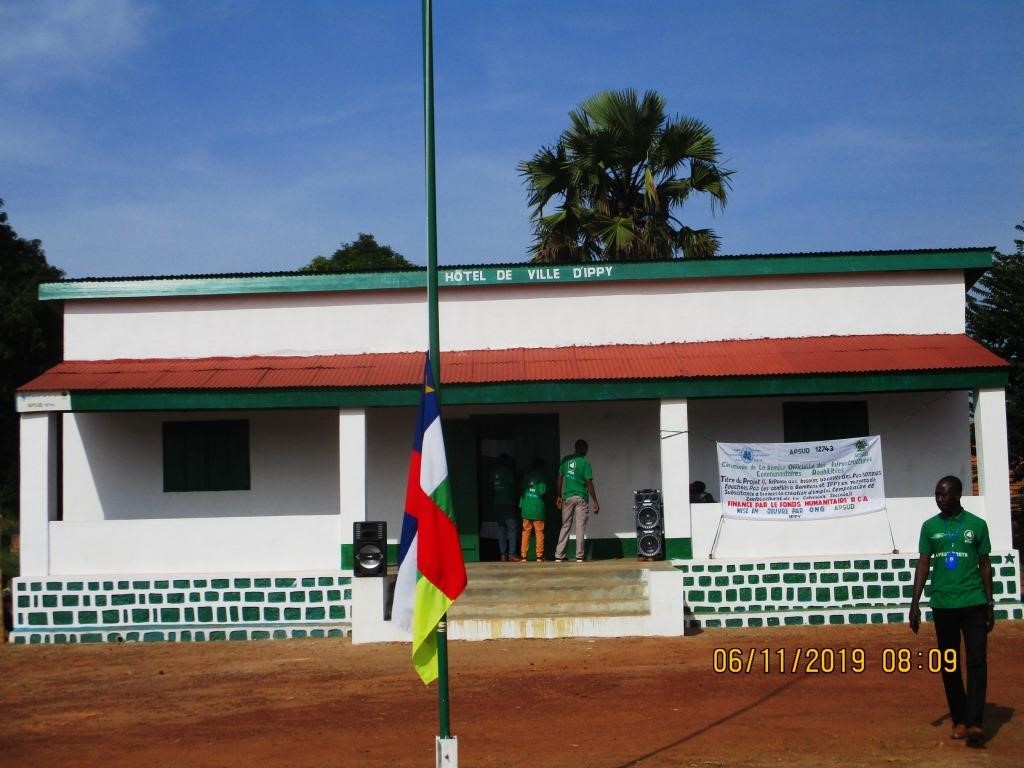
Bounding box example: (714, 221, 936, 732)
(11, 249, 1021, 642)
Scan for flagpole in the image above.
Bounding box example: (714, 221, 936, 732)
(422, 0, 453, 749)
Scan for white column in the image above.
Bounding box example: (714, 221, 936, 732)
(19, 413, 59, 577)
(974, 388, 1012, 549)
(338, 409, 368, 564)
(659, 399, 691, 542)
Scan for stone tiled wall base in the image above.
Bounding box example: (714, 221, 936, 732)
(677, 551, 1022, 629)
(10, 572, 352, 644)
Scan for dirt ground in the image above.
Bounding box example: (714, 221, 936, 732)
(2, 621, 1022, 768)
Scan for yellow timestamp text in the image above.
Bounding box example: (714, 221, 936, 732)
(712, 647, 958, 674)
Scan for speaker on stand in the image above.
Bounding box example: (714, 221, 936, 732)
(634, 489, 664, 561)
(353, 521, 387, 577)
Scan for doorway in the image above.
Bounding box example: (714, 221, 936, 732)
(443, 413, 560, 562)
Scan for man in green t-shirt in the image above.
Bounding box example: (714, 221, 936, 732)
(553, 439, 600, 562)
(909, 475, 994, 746)
(518, 458, 548, 562)
(488, 454, 519, 561)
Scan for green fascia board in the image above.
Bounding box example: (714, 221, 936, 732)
(67, 369, 1007, 412)
(39, 248, 995, 301)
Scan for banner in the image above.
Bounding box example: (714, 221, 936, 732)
(716, 436, 886, 520)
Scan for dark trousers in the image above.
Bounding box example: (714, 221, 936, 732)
(932, 604, 988, 728)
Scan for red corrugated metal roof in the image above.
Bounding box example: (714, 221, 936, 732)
(17, 335, 1006, 393)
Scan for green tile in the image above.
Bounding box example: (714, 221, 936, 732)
(770, 587, 783, 601)
(747, 617, 763, 627)
(862, 572, 878, 582)
(117, 580, 130, 590)
(329, 605, 346, 619)
(842, 572, 859, 583)
(767, 616, 780, 626)
(827, 615, 844, 625)
(305, 607, 326, 620)
(853, 559, 870, 569)
(739, 588, 753, 601)
(308, 590, 323, 602)
(784, 615, 804, 625)
(290, 591, 306, 603)
(252, 630, 271, 640)
(881, 572, 895, 582)
(683, 576, 695, 587)
(762, 574, 780, 584)
(268, 592, 287, 603)
(211, 579, 229, 589)
(193, 579, 208, 588)
(173, 580, 190, 589)
(739, 563, 754, 571)
(834, 586, 849, 601)
(29, 582, 42, 592)
(873, 560, 887, 569)
(849, 613, 868, 624)
(189, 592, 202, 603)
(78, 611, 98, 624)
(886, 612, 904, 623)
(264, 607, 281, 621)
(833, 560, 851, 569)
(244, 591, 265, 602)
(209, 631, 227, 641)
(103, 581, 114, 590)
(707, 591, 722, 603)
(327, 590, 341, 601)
(852, 586, 864, 599)
(160, 608, 181, 623)
(292, 629, 308, 638)
(273, 629, 288, 639)
(687, 590, 705, 601)
(53, 611, 74, 625)
(234, 578, 252, 589)
(882, 586, 900, 599)
(198, 607, 213, 622)
(229, 607, 239, 622)
(154, 581, 169, 590)
(46, 581, 63, 591)
(820, 573, 839, 584)
(254, 578, 272, 588)
(815, 588, 830, 603)
(102, 610, 120, 623)
(148, 594, 164, 604)
(17, 596, 29, 608)
(223, 591, 241, 602)
(284, 607, 301, 620)
(81, 633, 103, 643)
(714, 576, 728, 587)
(797, 587, 812, 602)
(813, 561, 830, 570)
(167, 593, 185, 604)
(131, 581, 150, 590)
(204, 591, 219, 601)
(867, 585, 882, 599)
(698, 576, 712, 587)
(301, 577, 315, 587)
(242, 607, 260, 621)
(229, 630, 247, 640)
(28, 613, 48, 626)
(184, 608, 195, 621)
(891, 559, 906, 569)
(725, 618, 743, 627)
(43, 595, 57, 608)
(769, 562, 788, 571)
(731, 575, 744, 585)
(1000, 567, 1015, 577)
(704, 620, 722, 628)
(808, 614, 826, 625)
(216, 607, 228, 622)
(725, 589, 737, 602)
(132, 609, 149, 623)
(748, 575, 760, 584)
(95, 596, 107, 607)
(327, 629, 345, 638)
(318, 577, 333, 586)
(783, 573, 805, 584)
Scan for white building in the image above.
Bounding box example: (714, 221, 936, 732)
(11, 249, 1021, 642)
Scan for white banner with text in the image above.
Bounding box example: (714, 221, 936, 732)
(716, 436, 886, 520)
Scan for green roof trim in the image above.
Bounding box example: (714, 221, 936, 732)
(66, 369, 1007, 412)
(39, 248, 995, 300)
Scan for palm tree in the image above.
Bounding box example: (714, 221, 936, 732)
(518, 89, 732, 262)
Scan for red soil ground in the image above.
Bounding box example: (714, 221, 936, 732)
(2, 621, 1023, 768)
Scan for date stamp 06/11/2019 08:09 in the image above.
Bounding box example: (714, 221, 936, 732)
(712, 647, 959, 675)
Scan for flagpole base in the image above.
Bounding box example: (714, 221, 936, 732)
(436, 736, 458, 767)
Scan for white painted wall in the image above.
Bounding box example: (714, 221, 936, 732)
(48, 515, 340, 574)
(63, 271, 965, 360)
(686, 391, 971, 500)
(63, 410, 340, 521)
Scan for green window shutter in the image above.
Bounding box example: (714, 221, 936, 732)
(783, 402, 869, 442)
(163, 420, 250, 492)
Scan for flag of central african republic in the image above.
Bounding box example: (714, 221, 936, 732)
(392, 354, 467, 684)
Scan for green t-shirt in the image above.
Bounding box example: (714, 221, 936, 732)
(558, 453, 592, 500)
(519, 470, 547, 520)
(918, 508, 991, 610)
(488, 464, 516, 509)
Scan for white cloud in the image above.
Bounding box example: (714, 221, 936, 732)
(0, 0, 152, 85)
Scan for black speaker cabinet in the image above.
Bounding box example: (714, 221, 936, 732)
(353, 521, 387, 577)
(634, 488, 665, 560)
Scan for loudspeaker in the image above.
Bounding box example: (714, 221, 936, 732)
(353, 521, 387, 577)
(634, 488, 665, 560)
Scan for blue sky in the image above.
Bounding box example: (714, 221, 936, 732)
(2, 0, 1021, 278)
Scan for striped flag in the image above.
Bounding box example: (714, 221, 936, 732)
(392, 353, 467, 684)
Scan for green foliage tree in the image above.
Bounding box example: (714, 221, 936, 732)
(967, 220, 1024, 479)
(518, 89, 733, 263)
(300, 233, 414, 273)
(0, 200, 64, 584)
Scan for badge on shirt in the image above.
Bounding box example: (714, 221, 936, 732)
(945, 552, 959, 569)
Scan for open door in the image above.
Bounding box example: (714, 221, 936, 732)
(443, 418, 480, 562)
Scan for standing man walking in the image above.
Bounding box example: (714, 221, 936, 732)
(554, 439, 600, 563)
(909, 475, 995, 747)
